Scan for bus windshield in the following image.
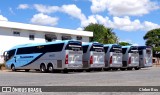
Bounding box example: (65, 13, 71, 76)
(65, 41, 82, 51)
(4, 49, 16, 61)
(110, 45, 122, 53)
(90, 43, 104, 52)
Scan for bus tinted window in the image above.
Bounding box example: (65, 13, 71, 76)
(65, 41, 82, 51)
(110, 45, 122, 53)
(90, 44, 104, 52)
(128, 47, 138, 53)
(122, 48, 127, 54)
(104, 47, 109, 53)
(83, 45, 89, 53)
(17, 43, 64, 55)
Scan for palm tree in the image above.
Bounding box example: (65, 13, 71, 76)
(84, 23, 118, 44)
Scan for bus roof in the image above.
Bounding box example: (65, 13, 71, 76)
(82, 42, 103, 46)
(138, 46, 152, 50)
(122, 45, 138, 48)
(104, 44, 119, 47)
(8, 40, 79, 50)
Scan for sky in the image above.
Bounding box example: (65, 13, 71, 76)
(0, 0, 160, 46)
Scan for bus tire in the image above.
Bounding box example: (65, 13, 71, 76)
(112, 68, 118, 71)
(63, 69, 68, 73)
(40, 64, 47, 73)
(135, 67, 140, 70)
(47, 64, 53, 73)
(127, 68, 133, 70)
(25, 69, 30, 72)
(120, 68, 126, 71)
(85, 69, 91, 72)
(11, 64, 16, 72)
(103, 68, 111, 71)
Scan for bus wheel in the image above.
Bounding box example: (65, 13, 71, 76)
(25, 69, 30, 72)
(135, 67, 140, 70)
(40, 64, 46, 73)
(11, 64, 16, 72)
(112, 68, 118, 71)
(120, 68, 126, 71)
(47, 64, 53, 73)
(63, 69, 68, 73)
(103, 68, 111, 71)
(127, 68, 132, 70)
(85, 69, 91, 72)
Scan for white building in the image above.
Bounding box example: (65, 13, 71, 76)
(0, 21, 93, 63)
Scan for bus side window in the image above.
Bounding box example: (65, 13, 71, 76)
(104, 47, 109, 53)
(122, 48, 127, 54)
(83, 45, 89, 53)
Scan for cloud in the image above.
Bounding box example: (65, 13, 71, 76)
(34, 4, 59, 14)
(61, 4, 86, 21)
(33, 4, 86, 20)
(112, 16, 143, 31)
(0, 15, 8, 21)
(143, 21, 160, 31)
(90, 0, 159, 16)
(80, 15, 160, 31)
(33, 4, 87, 26)
(17, 4, 29, 9)
(30, 13, 58, 26)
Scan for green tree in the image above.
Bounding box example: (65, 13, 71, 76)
(143, 28, 160, 47)
(119, 42, 131, 46)
(84, 23, 118, 44)
(144, 28, 160, 58)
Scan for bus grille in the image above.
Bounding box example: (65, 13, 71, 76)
(57, 60, 62, 68)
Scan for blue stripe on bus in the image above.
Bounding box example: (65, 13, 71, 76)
(20, 53, 45, 67)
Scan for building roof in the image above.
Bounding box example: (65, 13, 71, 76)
(0, 21, 93, 37)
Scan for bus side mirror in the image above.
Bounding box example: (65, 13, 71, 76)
(3, 52, 8, 61)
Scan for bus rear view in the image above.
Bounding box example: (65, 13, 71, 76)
(121, 46, 139, 70)
(104, 44, 122, 70)
(82, 42, 105, 71)
(138, 46, 152, 68)
(64, 41, 83, 71)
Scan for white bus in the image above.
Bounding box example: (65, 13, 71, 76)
(121, 46, 139, 70)
(3, 40, 83, 73)
(138, 46, 152, 69)
(103, 44, 122, 71)
(82, 42, 105, 71)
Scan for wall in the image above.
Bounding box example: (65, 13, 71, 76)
(0, 27, 90, 63)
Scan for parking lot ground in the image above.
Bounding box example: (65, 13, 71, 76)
(0, 67, 160, 95)
(0, 67, 160, 86)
